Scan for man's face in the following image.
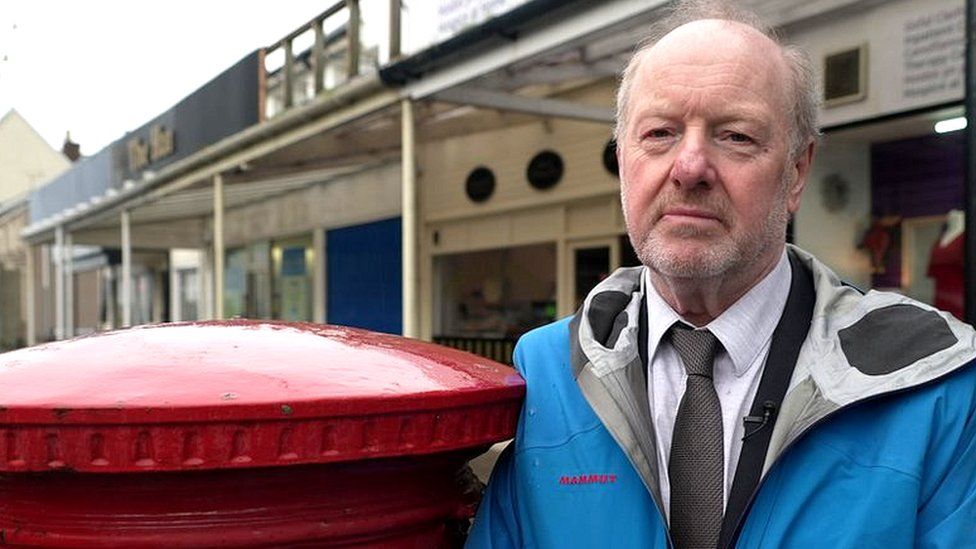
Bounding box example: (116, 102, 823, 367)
(618, 20, 810, 280)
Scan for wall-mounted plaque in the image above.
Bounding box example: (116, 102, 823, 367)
(526, 150, 563, 190)
(465, 166, 496, 202)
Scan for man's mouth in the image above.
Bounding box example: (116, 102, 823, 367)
(660, 207, 721, 224)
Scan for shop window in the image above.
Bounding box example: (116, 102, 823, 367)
(178, 268, 200, 321)
(112, 267, 154, 326)
(435, 243, 556, 341)
(574, 247, 610, 307)
(225, 242, 272, 319)
(272, 235, 313, 322)
(866, 132, 964, 319)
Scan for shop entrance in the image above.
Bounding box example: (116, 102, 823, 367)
(433, 243, 556, 364)
(562, 235, 641, 316)
(326, 217, 402, 334)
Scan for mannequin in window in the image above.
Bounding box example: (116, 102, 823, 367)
(928, 209, 964, 319)
(859, 215, 900, 275)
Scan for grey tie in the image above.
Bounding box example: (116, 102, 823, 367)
(668, 324, 723, 549)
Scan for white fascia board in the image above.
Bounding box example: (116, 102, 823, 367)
(403, 0, 668, 100)
(433, 87, 614, 123)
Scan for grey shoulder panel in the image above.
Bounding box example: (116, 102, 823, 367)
(587, 290, 631, 349)
(838, 304, 958, 376)
(569, 310, 587, 378)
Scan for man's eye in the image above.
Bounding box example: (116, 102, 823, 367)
(643, 128, 672, 139)
(726, 132, 754, 144)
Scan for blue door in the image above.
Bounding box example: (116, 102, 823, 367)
(326, 217, 402, 334)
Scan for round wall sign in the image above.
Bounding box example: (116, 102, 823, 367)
(465, 166, 496, 202)
(526, 150, 563, 190)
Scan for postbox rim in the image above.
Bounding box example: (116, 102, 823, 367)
(0, 321, 524, 472)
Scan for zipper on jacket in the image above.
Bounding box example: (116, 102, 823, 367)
(723, 371, 965, 548)
(625, 452, 675, 548)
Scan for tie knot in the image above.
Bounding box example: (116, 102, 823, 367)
(669, 324, 720, 378)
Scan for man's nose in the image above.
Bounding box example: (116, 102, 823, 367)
(669, 134, 715, 189)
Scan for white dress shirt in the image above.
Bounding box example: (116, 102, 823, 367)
(643, 250, 791, 519)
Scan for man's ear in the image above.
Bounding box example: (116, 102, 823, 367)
(787, 141, 815, 214)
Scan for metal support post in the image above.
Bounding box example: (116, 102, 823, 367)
(313, 18, 326, 94)
(401, 99, 418, 337)
(121, 210, 132, 327)
(214, 174, 225, 319)
(389, 0, 401, 60)
(283, 39, 295, 109)
(65, 232, 74, 338)
(54, 225, 64, 339)
(25, 244, 35, 346)
(347, 0, 361, 79)
(313, 227, 326, 324)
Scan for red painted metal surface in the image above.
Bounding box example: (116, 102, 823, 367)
(0, 321, 524, 547)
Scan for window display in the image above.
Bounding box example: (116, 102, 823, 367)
(858, 130, 965, 319)
(928, 209, 964, 318)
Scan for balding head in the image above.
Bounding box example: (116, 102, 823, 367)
(613, 1, 817, 308)
(615, 2, 818, 160)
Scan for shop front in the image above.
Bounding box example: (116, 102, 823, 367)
(796, 105, 966, 319)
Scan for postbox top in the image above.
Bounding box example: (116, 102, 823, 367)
(0, 321, 524, 472)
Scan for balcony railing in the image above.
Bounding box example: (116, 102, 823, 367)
(262, 0, 387, 120)
(433, 336, 517, 366)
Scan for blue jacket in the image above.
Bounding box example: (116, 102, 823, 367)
(468, 247, 976, 548)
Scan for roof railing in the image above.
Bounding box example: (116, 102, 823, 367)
(262, 0, 395, 120)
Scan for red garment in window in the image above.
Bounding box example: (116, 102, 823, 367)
(928, 233, 964, 319)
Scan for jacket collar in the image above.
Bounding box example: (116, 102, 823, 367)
(570, 245, 976, 488)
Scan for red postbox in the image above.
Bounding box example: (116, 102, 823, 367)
(0, 321, 524, 547)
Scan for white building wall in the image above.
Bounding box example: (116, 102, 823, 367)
(0, 110, 69, 203)
(794, 138, 873, 289)
(789, 0, 964, 128)
(221, 162, 402, 246)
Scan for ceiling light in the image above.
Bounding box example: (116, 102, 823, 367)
(935, 117, 967, 133)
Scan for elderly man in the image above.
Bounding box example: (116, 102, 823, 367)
(467, 2, 976, 548)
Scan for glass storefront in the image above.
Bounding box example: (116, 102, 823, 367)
(224, 241, 272, 319)
(435, 243, 557, 341)
(272, 235, 313, 322)
(223, 235, 313, 322)
(177, 268, 200, 321)
(802, 106, 965, 319)
(95, 251, 168, 330)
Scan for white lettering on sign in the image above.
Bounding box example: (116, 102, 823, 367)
(435, 0, 527, 39)
(902, 6, 965, 101)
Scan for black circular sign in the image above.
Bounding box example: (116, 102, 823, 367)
(603, 139, 619, 177)
(465, 166, 496, 202)
(526, 150, 564, 190)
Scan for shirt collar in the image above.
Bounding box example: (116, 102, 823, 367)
(644, 249, 792, 377)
